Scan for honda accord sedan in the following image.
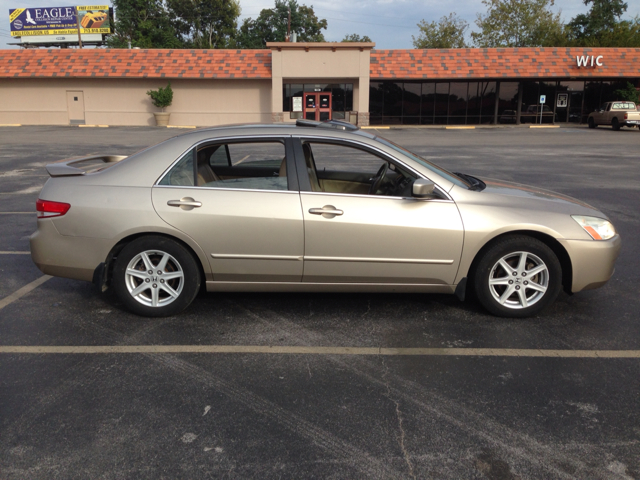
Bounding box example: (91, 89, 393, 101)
(31, 120, 620, 318)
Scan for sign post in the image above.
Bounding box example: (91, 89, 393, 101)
(539, 95, 546, 125)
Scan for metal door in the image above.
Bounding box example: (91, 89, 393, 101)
(304, 92, 332, 121)
(66, 91, 85, 125)
(299, 192, 464, 285)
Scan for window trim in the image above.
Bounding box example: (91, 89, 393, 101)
(292, 135, 453, 202)
(155, 135, 299, 192)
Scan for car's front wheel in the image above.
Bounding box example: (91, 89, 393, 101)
(113, 236, 201, 317)
(588, 117, 596, 129)
(473, 236, 562, 318)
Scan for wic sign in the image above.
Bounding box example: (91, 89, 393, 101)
(576, 55, 604, 68)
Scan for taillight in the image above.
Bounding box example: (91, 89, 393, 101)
(36, 199, 70, 218)
(624, 113, 628, 120)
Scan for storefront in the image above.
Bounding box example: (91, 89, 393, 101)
(369, 78, 640, 125)
(0, 45, 638, 127)
(368, 48, 640, 126)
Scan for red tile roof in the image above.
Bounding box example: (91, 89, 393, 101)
(1, 47, 638, 80)
(0, 49, 272, 79)
(370, 48, 640, 80)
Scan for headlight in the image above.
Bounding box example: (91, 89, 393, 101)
(571, 215, 616, 240)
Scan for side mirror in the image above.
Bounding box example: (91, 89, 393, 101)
(412, 178, 435, 198)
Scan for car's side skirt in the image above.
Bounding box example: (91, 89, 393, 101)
(205, 281, 456, 294)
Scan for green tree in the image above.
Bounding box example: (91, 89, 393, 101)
(168, 0, 240, 49)
(566, 0, 640, 46)
(412, 13, 469, 49)
(108, 0, 184, 48)
(614, 81, 640, 103)
(471, 0, 565, 47)
(341, 33, 372, 42)
(235, 0, 327, 48)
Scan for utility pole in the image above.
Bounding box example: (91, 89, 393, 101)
(286, 7, 291, 42)
(75, 8, 83, 48)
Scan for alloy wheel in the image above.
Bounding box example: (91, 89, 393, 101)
(488, 251, 549, 309)
(124, 250, 185, 307)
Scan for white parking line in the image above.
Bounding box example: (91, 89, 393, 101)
(0, 275, 51, 311)
(0, 212, 35, 214)
(0, 345, 638, 357)
(0, 251, 30, 254)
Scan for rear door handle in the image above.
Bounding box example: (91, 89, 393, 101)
(167, 197, 202, 210)
(309, 205, 343, 218)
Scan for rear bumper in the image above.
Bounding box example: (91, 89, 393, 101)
(30, 219, 112, 282)
(560, 235, 621, 292)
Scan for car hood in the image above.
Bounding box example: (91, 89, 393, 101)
(476, 176, 602, 214)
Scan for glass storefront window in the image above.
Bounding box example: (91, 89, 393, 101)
(480, 82, 497, 124)
(403, 82, 421, 125)
(421, 82, 435, 125)
(383, 82, 403, 118)
(497, 82, 519, 124)
(434, 83, 449, 124)
(346, 84, 353, 111)
(283, 83, 352, 120)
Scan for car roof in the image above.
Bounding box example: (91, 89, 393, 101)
(172, 122, 378, 142)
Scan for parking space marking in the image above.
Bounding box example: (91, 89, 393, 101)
(0, 251, 30, 254)
(0, 212, 35, 214)
(0, 275, 51, 311)
(1, 345, 639, 357)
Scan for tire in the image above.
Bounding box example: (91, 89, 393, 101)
(612, 118, 620, 131)
(113, 236, 201, 317)
(588, 117, 596, 129)
(473, 236, 562, 318)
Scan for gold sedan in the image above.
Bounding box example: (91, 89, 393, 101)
(31, 120, 620, 317)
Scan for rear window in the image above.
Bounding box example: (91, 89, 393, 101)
(612, 102, 635, 109)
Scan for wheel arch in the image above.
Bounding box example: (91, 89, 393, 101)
(465, 230, 573, 298)
(99, 232, 208, 293)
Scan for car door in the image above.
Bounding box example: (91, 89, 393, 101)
(152, 136, 304, 283)
(293, 138, 464, 285)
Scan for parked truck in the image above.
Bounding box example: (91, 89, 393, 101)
(588, 101, 640, 130)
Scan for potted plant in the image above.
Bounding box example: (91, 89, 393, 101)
(146, 82, 173, 126)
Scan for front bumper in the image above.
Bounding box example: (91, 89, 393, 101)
(560, 235, 621, 292)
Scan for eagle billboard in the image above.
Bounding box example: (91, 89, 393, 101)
(9, 6, 111, 36)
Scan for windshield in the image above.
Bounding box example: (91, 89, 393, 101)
(373, 135, 471, 189)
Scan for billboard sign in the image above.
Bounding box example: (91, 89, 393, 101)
(9, 6, 111, 37)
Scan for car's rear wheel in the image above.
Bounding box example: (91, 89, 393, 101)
(113, 236, 201, 317)
(612, 118, 620, 131)
(588, 117, 596, 129)
(473, 236, 562, 318)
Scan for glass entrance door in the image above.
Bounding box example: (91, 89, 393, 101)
(304, 92, 332, 121)
(556, 90, 584, 123)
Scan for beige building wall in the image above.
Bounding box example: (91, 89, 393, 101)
(0, 78, 272, 126)
(268, 42, 373, 125)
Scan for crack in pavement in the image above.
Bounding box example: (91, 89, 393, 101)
(382, 357, 416, 480)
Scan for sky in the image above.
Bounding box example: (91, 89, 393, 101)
(2, 0, 640, 49)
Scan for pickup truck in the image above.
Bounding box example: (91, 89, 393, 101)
(588, 101, 640, 130)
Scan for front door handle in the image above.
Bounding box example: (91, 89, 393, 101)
(309, 205, 343, 218)
(167, 197, 202, 210)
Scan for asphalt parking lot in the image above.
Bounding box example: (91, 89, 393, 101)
(1, 124, 639, 479)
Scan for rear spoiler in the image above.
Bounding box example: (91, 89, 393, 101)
(45, 155, 128, 177)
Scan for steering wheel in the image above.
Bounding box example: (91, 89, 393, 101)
(368, 162, 389, 195)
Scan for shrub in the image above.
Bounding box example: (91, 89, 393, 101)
(146, 82, 173, 111)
